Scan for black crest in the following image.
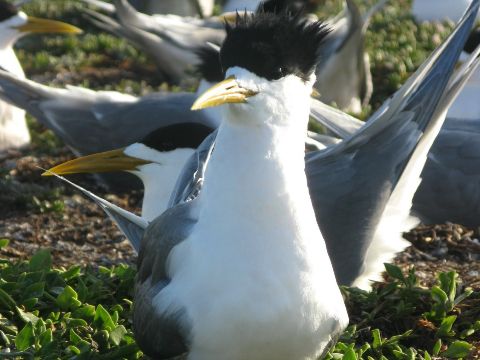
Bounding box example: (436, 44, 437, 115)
(142, 123, 214, 153)
(0, 0, 18, 22)
(195, 45, 224, 83)
(220, 12, 330, 81)
(464, 28, 480, 54)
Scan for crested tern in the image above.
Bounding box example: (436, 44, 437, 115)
(48, 10, 351, 357)
(0, 0, 81, 152)
(46, 0, 480, 291)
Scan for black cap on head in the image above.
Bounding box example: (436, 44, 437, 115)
(464, 28, 480, 54)
(220, 12, 330, 81)
(195, 45, 224, 83)
(0, 0, 18, 22)
(142, 123, 214, 153)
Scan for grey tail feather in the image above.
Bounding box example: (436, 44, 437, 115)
(41, 168, 148, 253)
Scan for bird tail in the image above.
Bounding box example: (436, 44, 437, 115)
(41, 169, 147, 252)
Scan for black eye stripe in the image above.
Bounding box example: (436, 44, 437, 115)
(141, 123, 214, 153)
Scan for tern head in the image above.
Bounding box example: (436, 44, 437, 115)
(191, 12, 330, 126)
(43, 123, 213, 179)
(0, 0, 81, 47)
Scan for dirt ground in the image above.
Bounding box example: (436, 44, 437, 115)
(1, 141, 480, 291)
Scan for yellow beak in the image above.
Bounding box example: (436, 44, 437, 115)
(42, 148, 151, 176)
(191, 76, 258, 111)
(16, 16, 82, 34)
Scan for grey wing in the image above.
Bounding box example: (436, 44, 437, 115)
(413, 119, 480, 226)
(134, 201, 198, 358)
(306, 0, 478, 285)
(168, 130, 217, 207)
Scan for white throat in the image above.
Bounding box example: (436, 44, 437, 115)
(126, 144, 196, 221)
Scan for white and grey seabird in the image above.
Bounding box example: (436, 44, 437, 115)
(0, 0, 81, 152)
(47, 0, 480, 292)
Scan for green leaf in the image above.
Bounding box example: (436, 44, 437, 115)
(69, 328, 83, 345)
(56, 285, 82, 310)
(0, 239, 10, 249)
(441, 341, 472, 358)
(16, 306, 39, 325)
(0, 287, 17, 310)
(384, 263, 404, 281)
(436, 315, 457, 337)
(372, 329, 382, 349)
(94, 304, 116, 331)
(73, 304, 96, 320)
(431, 286, 448, 304)
(342, 347, 357, 360)
(28, 249, 52, 272)
(39, 329, 53, 347)
(432, 339, 442, 355)
(15, 322, 34, 351)
(24, 282, 45, 299)
(61, 266, 81, 281)
(109, 325, 127, 346)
